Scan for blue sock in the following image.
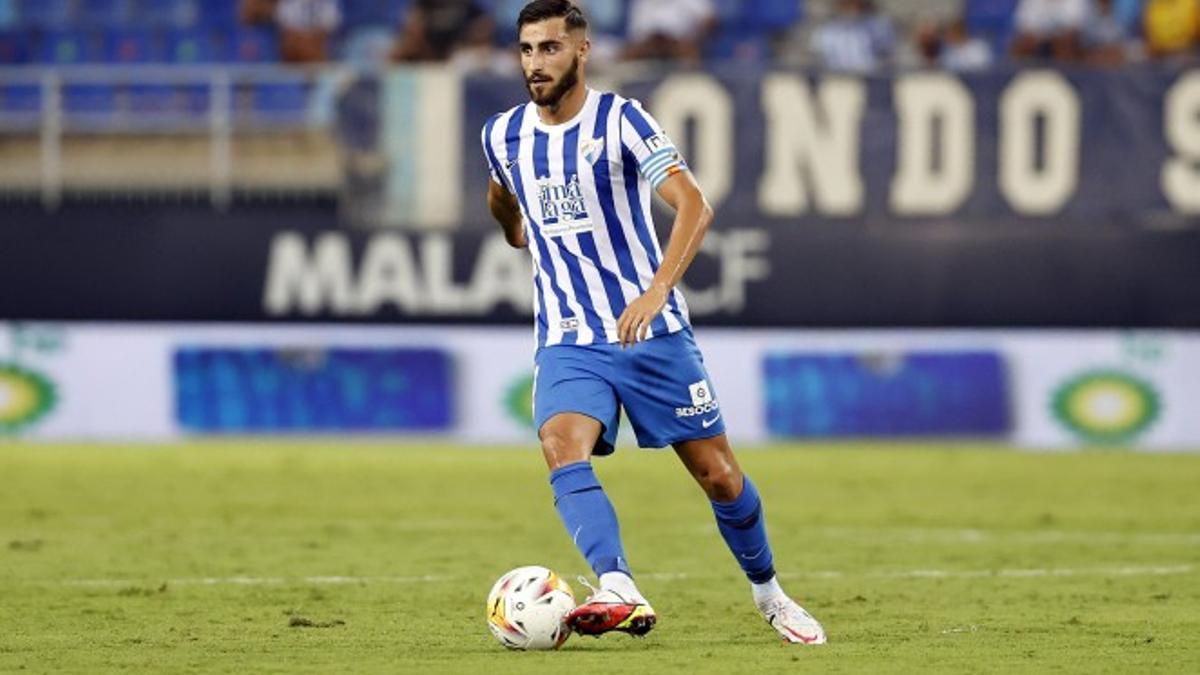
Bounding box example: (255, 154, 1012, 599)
(711, 475, 776, 584)
(550, 461, 631, 578)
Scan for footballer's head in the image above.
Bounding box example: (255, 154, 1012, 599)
(517, 0, 590, 109)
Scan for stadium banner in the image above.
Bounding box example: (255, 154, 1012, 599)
(457, 66, 1200, 229)
(3, 202, 1198, 327)
(1, 323, 1197, 450)
(174, 347, 454, 433)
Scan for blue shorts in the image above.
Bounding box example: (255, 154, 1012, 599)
(533, 328, 726, 454)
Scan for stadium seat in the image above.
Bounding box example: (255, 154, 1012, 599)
(229, 27, 279, 63)
(966, 0, 1018, 51)
(251, 80, 309, 123)
(342, 0, 408, 31)
(0, 30, 31, 63)
(38, 29, 107, 64)
(744, 0, 802, 30)
(77, 0, 133, 28)
(105, 28, 164, 63)
(16, 0, 73, 29)
(63, 83, 119, 116)
(197, 0, 238, 30)
(167, 28, 224, 63)
(127, 83, 179, 114)
(0, 82, 41, 114)
(137, 0, 199, 29)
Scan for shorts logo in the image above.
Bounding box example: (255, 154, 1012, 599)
(677, 379, 719, 418)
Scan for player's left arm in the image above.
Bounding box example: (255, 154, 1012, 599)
(616, 171, 713, 347)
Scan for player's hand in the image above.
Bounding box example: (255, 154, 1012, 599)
(617, 285, 669, 348)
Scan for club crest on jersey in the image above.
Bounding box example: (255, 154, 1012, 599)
(581, 137, 605, 165)
(537, 174, 594, 238)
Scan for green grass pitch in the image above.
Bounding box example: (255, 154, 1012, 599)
(1, 443, 1198, 673)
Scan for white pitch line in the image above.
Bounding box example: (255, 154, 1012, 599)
(49, 565, 1193, 589)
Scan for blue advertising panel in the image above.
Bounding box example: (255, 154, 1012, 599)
(764, 351, 1010, 437)
(174, 347, 453, 433)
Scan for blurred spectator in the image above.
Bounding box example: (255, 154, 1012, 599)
(622, 0, 716, 64)
(1010, 0, 1089, 61)
(391, 0, 496, 64)
(912, 16, 993, 72)
(276, 0, 342, 63)
(241, 0, 278, 25)
(942, 17, 995, 71)
(0, 0, 15, 30)
(812, 0, 897, 73)
(1084, 0, 1132, 65)
(1143, 0, 1200, 59)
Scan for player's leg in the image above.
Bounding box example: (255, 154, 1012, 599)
(674, 435, 826, 644)
(534, 348, 655, 637)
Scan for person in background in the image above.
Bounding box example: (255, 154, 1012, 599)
(812, 0, 896, 73)
(621, 0, 716, 64)
(275, 0, 342, 63)
(1010, 0, 1090, 61)
(941, 17, 995, 71)
(392, 0, 497, 64)
(1084, 0, 1134, 65)
(1143, 0, 1200, 59)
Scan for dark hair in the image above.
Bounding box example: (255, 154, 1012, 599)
(517, 0, 588, 33)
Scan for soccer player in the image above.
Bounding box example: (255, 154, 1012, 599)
(481, 0, 827, 645)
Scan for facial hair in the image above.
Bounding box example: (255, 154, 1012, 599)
(526, 56, 580, 110)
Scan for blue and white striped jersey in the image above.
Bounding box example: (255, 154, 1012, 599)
(482, 88, 692, 348)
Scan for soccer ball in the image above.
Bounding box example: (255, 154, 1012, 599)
(486, 565, 576, 650)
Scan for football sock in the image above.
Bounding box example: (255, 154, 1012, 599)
(710, 474, 777, 584)
(599, 571, 646, 604)
(751, 575, 786, 605)
(550, 461, 632, 579)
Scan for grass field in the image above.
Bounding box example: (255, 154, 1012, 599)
(1, 443, 1198, 673)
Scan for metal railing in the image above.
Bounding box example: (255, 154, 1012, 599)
(0, 65, 347, 209)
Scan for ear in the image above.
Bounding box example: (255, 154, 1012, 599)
(578, 37, 590, 65)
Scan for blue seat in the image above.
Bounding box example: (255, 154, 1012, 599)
(38, 29, 108, 64)
(77, 0, 133, 28)
(127, 83, 179, 113)
(966, 0, 1018, 55)
(197, 0, 238, 29)
(0, 83, 41, 113)
(0, 30, 31, 63)
(167, 28, 223, 63)
(229, 27, 279, 62)
(105, 28, 163, 62)
(64, 83, 119, 116)
(342, 0, 408, 30)
(17, 0, 73, 29)
(137, 0, 199, 29)
(745, 0, 802, 30)
(250, 80, 309, 123)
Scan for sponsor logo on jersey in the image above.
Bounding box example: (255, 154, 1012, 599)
(538, 174, 594, 238)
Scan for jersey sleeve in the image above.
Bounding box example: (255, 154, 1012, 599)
(481, 114, 507, 189)
(619, 100, 690, 190)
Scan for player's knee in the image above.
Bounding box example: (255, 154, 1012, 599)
(540, 429, 590, 470)
(699, 463, 742, 502)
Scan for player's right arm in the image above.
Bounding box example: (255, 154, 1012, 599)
(487, 180, 527, 249)
(482, 117, 527, 249)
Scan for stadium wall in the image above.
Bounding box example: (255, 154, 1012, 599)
(1, 323, 1196, 450)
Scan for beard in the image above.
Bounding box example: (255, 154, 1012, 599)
(525, 57, 580, 109)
